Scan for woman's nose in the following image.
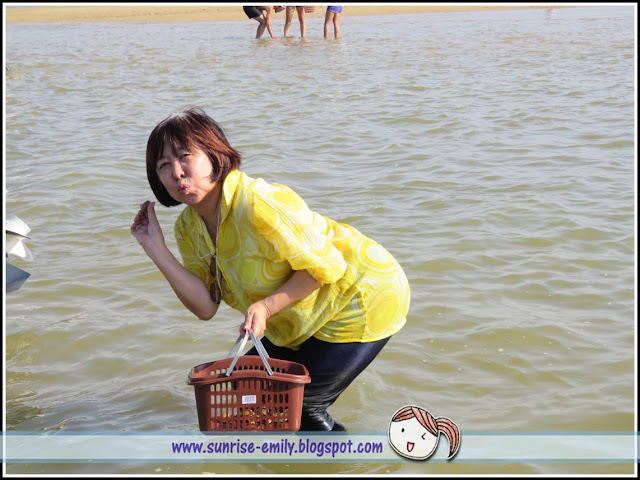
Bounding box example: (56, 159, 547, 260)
(171, 162, 184, 179)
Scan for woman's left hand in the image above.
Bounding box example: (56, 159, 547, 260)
(241, 301, 272, 337)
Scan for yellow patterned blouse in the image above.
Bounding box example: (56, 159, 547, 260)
(175, 170, 410, 349)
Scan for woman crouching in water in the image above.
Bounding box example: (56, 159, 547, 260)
(131, 108, 410, 431)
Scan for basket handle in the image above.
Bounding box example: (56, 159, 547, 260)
(225, 331, 274, 377)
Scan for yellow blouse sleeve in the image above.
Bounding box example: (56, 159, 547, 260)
(251, 182, 347, 285)
(174, 213, 211, 285)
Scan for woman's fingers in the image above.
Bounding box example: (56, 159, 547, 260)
(131, 201, 164, 247)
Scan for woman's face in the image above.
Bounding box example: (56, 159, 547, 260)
(388, 417, 439, 460)
(156, 142, 215, 206)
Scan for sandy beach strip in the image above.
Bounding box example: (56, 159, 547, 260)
(5, 4, 572, 24)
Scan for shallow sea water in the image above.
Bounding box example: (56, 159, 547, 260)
(4, 6, 636, 475)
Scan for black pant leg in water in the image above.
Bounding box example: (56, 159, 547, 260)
(247, 335, 391, 431)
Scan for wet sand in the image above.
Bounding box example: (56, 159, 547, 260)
(5, 4, 570, 24)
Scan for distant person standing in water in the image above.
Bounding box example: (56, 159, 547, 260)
(284, 6, 307, 38)
(324, 6, 343, 39)
(243, 6, 279, 39)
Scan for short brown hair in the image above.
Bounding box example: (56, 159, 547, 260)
(146, 108, 242, 207)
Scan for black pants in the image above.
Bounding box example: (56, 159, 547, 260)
(246, 335, 391, 431)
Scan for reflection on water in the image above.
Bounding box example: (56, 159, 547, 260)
(4, 5, 635, 475)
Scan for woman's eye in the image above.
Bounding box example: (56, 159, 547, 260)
(421, 432, 426, 440)
(158, 162, 168, 170)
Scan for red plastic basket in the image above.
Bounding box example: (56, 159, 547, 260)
(188, 332, 310, 432)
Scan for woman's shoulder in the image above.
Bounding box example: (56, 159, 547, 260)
(234, 171, 289, 200)
(229, 171, 312, 225)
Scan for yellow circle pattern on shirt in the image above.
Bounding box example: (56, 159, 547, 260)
(357, 238, 398, 276)
(219, 221, 241, 259)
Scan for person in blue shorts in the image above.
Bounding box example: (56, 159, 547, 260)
(324, 6, 343, 39)
(243, 6, 279, 39)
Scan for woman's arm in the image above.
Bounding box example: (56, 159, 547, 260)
(241, 269, 321, 337)
(145, 243, 219, 320)
(131, 202, 219, 320)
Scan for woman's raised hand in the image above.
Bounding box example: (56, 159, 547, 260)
(131, 201, 165, 251)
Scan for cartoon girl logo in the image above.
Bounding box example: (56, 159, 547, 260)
(388, 406, 460, 461)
